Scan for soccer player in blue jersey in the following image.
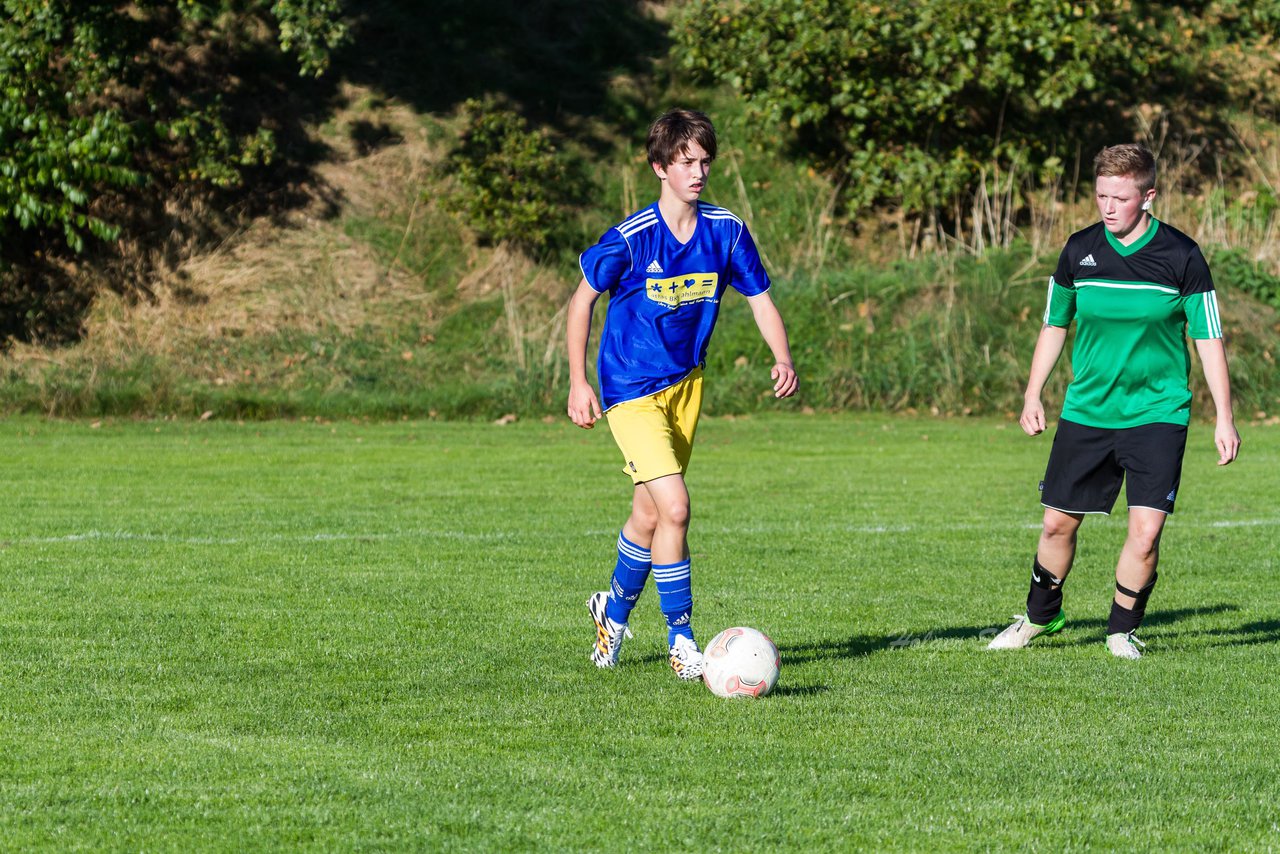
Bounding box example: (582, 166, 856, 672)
(566, 108, 798, 679)
(988, 143, 1241, 659)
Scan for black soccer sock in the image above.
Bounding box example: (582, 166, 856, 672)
(1108, 571, 1158, 635)
(1026, 557, 1065, 626)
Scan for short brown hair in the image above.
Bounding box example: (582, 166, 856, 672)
(1093, 144, 1156, 193)
(646, 108, 717, 167)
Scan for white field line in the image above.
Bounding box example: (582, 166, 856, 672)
(6, 517, 1279, 547)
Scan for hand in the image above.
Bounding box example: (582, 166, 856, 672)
(567, 383, 602, 429)
(1019, 397, 1046, 436)
(1214, 418, 1241, 466)
(771, 362, 798, 399)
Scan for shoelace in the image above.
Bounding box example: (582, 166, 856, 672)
(671, 637, 698, 659)
(1125, 632, 1146, 649)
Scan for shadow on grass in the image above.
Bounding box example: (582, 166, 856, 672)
(780, 633, 911, 664)
(1215, 619, 1280, 647)
(1053, 603, 1242, 647)
(630, 604, 1271, 670)
(779, 604, 1263, 660)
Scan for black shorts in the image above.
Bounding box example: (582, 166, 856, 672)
(1040, 419, 1188, 515)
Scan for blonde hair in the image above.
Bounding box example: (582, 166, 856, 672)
(1094, 144, 1156, 193)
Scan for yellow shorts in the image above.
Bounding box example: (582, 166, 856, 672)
(605, 369, 704, 484)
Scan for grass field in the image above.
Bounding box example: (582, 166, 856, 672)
(1, 414, 1277, 850)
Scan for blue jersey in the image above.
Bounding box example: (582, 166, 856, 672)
(579, 201, 770, 410)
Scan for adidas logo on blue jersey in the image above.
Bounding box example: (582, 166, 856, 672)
(1079, 254, 1097, 267)
(646, 260, 663, 274)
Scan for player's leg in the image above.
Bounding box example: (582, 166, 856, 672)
(586, 487, 656, 668)
(1115, 507, 1165, 600)
(642, 472, 690, 566)
(1105, 508, 1165, 659)
(602, 487, 658, 626)
(586, 395, 669, 669)
(988, 508, 1079, 648)
(1028, 507, 1083, 622)
(589, 373, 703, 675)
(990, 419, 1120, 650)
(659, 371, 704, 678)
(642, 472, 703, 678)
(1106, 422, 1185, 659)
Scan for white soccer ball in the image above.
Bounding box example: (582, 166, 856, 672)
(702, 626, 780, 698)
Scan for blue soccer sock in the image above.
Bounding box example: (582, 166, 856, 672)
(653, 559, 694, 645)
(604, 533, 651, 625)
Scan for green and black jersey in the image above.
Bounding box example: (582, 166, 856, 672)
(1044, 217, 1222, 429)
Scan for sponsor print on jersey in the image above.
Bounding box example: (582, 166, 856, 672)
(645, 272, 719, 309)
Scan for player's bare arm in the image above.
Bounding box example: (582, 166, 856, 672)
(566, 278, 604, 428)
(745, 291, 798, 398)
(1019, 324, 1068, 436)
(1194, 336, 1241, 465)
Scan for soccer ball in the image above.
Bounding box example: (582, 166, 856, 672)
(702, 627, 780, 698)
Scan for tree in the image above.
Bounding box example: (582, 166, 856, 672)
(0, 1, 346, 339)
(673, 0, 1280, 225)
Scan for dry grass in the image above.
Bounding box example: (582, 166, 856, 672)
(3, 85, 448, 378)
(3, 85, 1275, 415)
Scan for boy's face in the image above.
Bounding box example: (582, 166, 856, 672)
(653, 141, 712, 204)
(1095, 173, 1155, 239)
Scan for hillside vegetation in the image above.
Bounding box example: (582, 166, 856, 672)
(1, 1, 1278, 420)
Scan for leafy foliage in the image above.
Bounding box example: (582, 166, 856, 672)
(0, 1, 346, 255)
(445, 97, 575, 253)
(0, 5, 142, 253)
(1209, 247, 1280, 309)
(672, 0, 1280, 219)
(0, 1, 347, 341)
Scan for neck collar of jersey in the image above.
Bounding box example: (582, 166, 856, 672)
(1105, 216, 1159, 257)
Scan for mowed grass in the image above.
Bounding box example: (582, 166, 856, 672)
(0, 414, 1277, 850)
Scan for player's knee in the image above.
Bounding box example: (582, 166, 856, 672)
(1042, 514, 1079, 541)
(630, 504, 659, 536)
(659, 498, 691, 529)
(1126, 524, 1163, 557)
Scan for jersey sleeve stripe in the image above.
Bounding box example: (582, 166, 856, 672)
(1042, 276, 1055, 324)
(617, 211, 658, 238)
(1203, 291, 1223, 338)
(697, 202, 743, 225)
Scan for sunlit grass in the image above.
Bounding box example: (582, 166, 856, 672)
(0, 414, 1276, 849)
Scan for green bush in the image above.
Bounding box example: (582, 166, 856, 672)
(1210, 247, 1280, 309)
(0, 1, 346, 256)
(0, 1, 347, 341)
(671, 0, 1280, 219)
(445, 97, 577, 254)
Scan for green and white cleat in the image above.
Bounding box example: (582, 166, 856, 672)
(587, 591, 632, 668)
(986, 611, 1065, 650)
(668, 634, 705, 680)
(1106, 631, 1146, 660)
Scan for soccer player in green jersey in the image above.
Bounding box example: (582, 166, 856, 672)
(987, 143, 1241, 659)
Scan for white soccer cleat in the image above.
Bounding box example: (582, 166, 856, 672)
(668, 634, 705, 680)
(986, 611, 1065, 650)
(1106, 631, 1146, 660)
(587, 591, 632, 668)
